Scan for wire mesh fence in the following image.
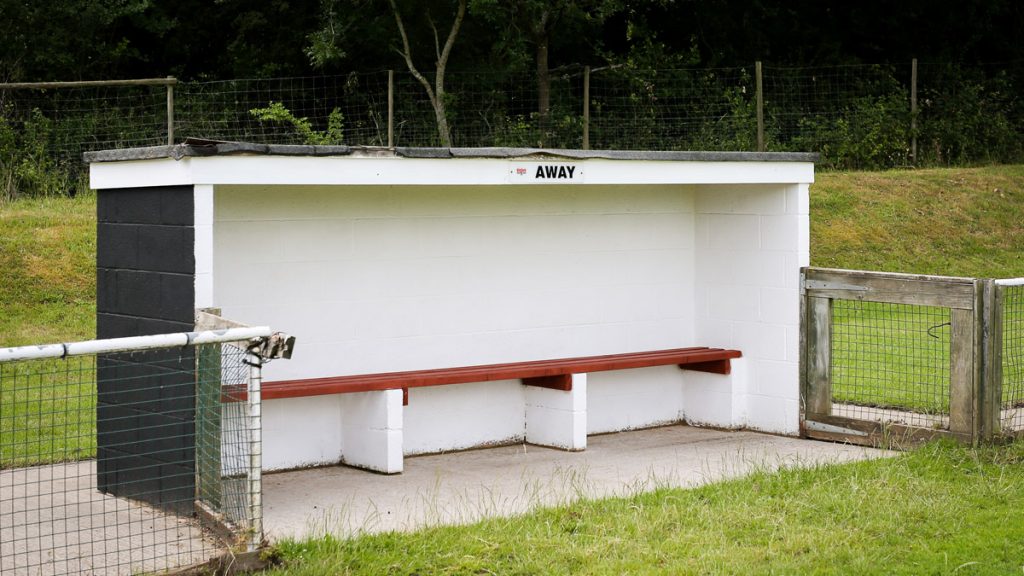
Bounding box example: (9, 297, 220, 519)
(2, 60, 1023, 196)
(763, 63, 912, 166)
(0, 83, 169, 162)
(177, 72, 391, 147)
(0, 331, 266, 575)
(999, 282, 1024, 433)
(589, 66, 756, 151)
(830, 299, 951, 430)
(805, 269, 1024, 446)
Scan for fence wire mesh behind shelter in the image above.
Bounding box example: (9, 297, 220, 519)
(3, 60, 1023, 190)
(0, 340, 257, 576)
(830, 299, 952, 430)
(1001, 283, 1024, 433)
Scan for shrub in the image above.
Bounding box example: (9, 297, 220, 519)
(249, 101, 345, 145)
(0, 108, 81, 200)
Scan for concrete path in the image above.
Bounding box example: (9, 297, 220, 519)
(262, 425, 893, 540)
(0, 460, 220, 576)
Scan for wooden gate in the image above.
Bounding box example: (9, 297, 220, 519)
(799, 267, 990, 447)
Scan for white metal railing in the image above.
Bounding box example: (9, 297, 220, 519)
(0, 326, 271, 362)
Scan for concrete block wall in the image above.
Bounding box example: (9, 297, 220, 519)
(587, 366, 685, 434)
(526, 374, 588, 450)
(693, 184, 810, 434)
(213, 184, 697, 379)
(95, 185, 198, 510)
(404, 381, 525, 456)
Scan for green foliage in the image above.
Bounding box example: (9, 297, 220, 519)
(491, 112, 583, 148)
(0, 109, 82, 200)
(918, 67, 1024, 166)
(249, 101, 345, 145)
(788, 93, 911, 170)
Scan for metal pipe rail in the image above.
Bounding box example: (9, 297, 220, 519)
(0, 326, 272, 363)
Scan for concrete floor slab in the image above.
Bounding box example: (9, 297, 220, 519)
(262, 425, 893, 540)
(0, 460, 222, 576)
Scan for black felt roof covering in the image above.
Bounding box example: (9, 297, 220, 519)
(84, 138, 818, 163)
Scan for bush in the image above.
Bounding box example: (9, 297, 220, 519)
(249, 101, 345, 145)
(0, 108, 81, 201)
(917, 66, 1024, 165)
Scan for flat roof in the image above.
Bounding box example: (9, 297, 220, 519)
(87, 139, 817, 189)
(84, 139, 818, 164)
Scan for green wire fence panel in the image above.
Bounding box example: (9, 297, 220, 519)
(0, 332, 263, 576)
(1000, 283, 1024, 433)
(830, 299, 952, 430)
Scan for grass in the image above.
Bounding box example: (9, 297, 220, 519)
(831, 301, 952, 414)
(265, 441, 1024, 575)
(812, 165, 1024, 415)
(812, 165, 1024, 277)
(0, 193, 95, 347)
(0, 357, 97, 467)
(0, 194, 97, 467)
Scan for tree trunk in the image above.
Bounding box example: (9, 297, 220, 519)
(388, 0, 465, 148)
(536, 34, 550, 143)
(532, 9, 552, 146)
(433, 84, 452, 146)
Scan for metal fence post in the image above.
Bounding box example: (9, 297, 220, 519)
(755, 61, 765, 152)
(246, 344, 263, 552)
(388, 70, 394, 148)
(166, 76, 175, 146)
(582, 66, 590, 150)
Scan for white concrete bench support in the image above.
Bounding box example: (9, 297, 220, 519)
(340, 389, 404, 474)
(525, 374, 588, 451)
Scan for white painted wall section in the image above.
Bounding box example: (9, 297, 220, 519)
(403, 381, 525, 456)
(213, 184, 697, 382)
(586, 366, 685, 434)
(262, 395, 344, 471)
(193, 184, 214, 309)
(692, 183, 809, 435)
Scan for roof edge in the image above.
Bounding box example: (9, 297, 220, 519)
(84, 139, 819, 164)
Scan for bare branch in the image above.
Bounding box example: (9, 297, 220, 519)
(428, 13, 441, 64)
(387, 0, 436, 105)
(438, 0, 467, 73)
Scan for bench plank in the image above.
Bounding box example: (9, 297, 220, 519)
(233, 347, 740, 401)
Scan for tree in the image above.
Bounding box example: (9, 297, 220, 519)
(0, 0, 153, 81)
(388, 0, 467, 147)
(472, 0, 612, 142)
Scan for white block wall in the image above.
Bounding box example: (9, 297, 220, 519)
(208, 180, 807, 469)
(213, 184, 697, 379)
(587, 366, 685, 434)
(404, 381, 525, 455)
(692, 184, 809, 435)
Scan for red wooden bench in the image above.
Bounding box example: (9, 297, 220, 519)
(227, 347, 741, 403)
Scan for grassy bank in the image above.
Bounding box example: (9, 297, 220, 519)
(0, 193, 95, 347)
(812, 165, 1024, 277)
(267, 441, 1024, 575)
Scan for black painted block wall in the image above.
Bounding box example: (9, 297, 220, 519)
(96, 185, 196, 512)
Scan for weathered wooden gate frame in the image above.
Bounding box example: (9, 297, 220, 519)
(800, 267, 1004, 447)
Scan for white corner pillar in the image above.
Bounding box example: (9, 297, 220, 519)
(339, 389, 404, 473)
(525, 373, 587, 451)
